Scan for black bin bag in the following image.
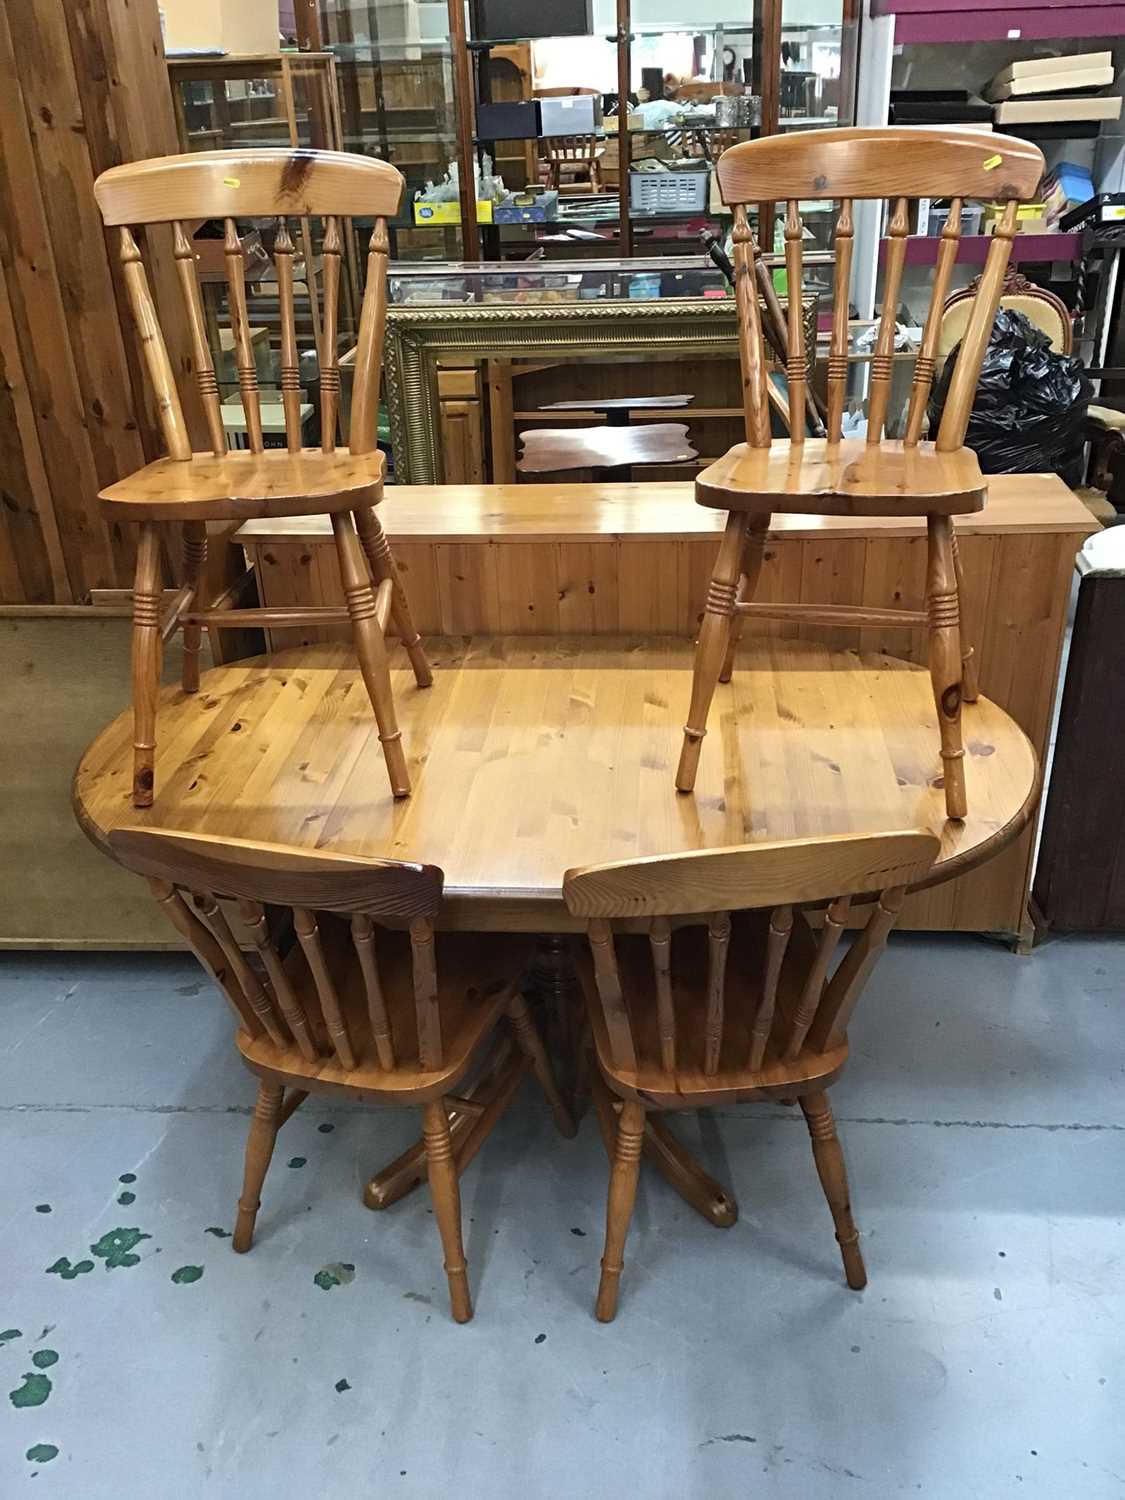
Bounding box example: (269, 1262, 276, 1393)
(928, 307, 1091, 482)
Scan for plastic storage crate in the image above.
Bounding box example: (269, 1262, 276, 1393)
(629, 170, 709, 214)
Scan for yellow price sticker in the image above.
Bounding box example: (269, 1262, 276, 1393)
(982, 155, 1002, 171)
(223, 176, 241, 188)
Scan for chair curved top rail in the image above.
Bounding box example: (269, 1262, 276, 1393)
(563, 830, 940, 919)
(716, 127, 1043, 205)
(108, 827, 442, 917)
(94, 148, 403, 225)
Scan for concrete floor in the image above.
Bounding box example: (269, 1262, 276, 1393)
(1, 934, 1123, 1498)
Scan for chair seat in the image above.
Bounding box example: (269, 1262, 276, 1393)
(98, 448, 386, 521)
(238, 923, 533, 1101)
(518, 423, 697, 475)
(696, 438, 987, 517)
(577, 911, 848, 1109)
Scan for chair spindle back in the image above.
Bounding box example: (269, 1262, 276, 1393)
(564, 831, 940, 1076)
(109, 828, 443, 1074)
(716, 128, 1044, 448)
(94, 149, 404, 461)
(544, 136, 601, 185)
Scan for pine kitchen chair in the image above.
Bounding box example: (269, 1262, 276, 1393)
(564, 830, 940, 1322)
(542, 135, 605, 194)
(93, 149, 432, 808)
(676, 128, 1045, 820)
(109, 827, 575, 1323)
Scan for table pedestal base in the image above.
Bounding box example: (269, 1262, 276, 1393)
(364, 1039, 530, 1210)
(362, 1044, 739, 1230)
(589, 1066, 738, 1228)
(364, 937, 737, 1228)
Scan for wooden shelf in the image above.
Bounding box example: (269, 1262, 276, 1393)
(872, 0, 1125, 44)
(513, 407, 740, 421)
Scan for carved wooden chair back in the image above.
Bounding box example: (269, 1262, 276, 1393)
(94, 148, 404, 460)
(543, 137, 603, 192)
(565, 830, 939, 1081)
(107, 825, 574, 1324)
(715, 128, 1045, 447)
(93, 151, 430, 812)
(108, 827, 443, 1073)
(565, 829, 940, 1321)
(698, 127, 741, 163)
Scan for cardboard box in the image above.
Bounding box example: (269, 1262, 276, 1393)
(494, 190, 559, 223)
(413, 200, 495, 224)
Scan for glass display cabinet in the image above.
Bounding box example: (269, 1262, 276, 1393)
(373, 255, 817, 485)
(320, 36, 464, 262)
(386, 256, 733, 304)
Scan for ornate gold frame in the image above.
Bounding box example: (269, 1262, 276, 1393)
(383, 296, 818, 485)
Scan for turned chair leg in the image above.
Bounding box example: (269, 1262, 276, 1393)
(800, 1091, 867, 1291)
(677, 511, 748, 793)
(354, 506, 433, 689)
(423, 1099, 472, 1323)
(926, 515, 967, 821)
(332, 511, 411, 798)
(720, 515, 769, 684)
(507, 991, 577, 1138)
(233, 1081, 285, 1253)
(181, 520, 208, 694)
(950, 525, 979, 702)
(131, 520, 164, 808)
(596, 1098, 645, 1322)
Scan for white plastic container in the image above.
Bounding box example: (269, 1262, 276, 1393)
(629, 170, 710, 214)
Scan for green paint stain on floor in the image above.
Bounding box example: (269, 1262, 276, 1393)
(34, 1205, 51, 1214)
(118, 1173, 137, 1184)
(318, 1123, 335, 1134)
(25, 1444, 58, 1465)
(9, 1373, 51, 1409)
(314, 1262, 356, 1290)
(90, 1227, 151, 1269)
(335, 1378, 351, 1392)
(171, 1265, 204, 1285)
(46, 1258, 94, 1280)
(204, 1227, 232, 1239)
(0, 1329, 21, 1345)
(117, 1190, 136, 1206)
(287, 1157, 307, 1169)
(31, 1351, 58, 1370)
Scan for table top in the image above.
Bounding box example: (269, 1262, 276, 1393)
(538, 395, 694, 412)
(516, 425, 697, 474)
(74, 637, 1040, 930)
(234, 472, 1097, 547)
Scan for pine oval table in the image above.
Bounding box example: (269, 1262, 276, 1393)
(74, 636, 1040, 1226)
(74, 635, 1040, 922)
